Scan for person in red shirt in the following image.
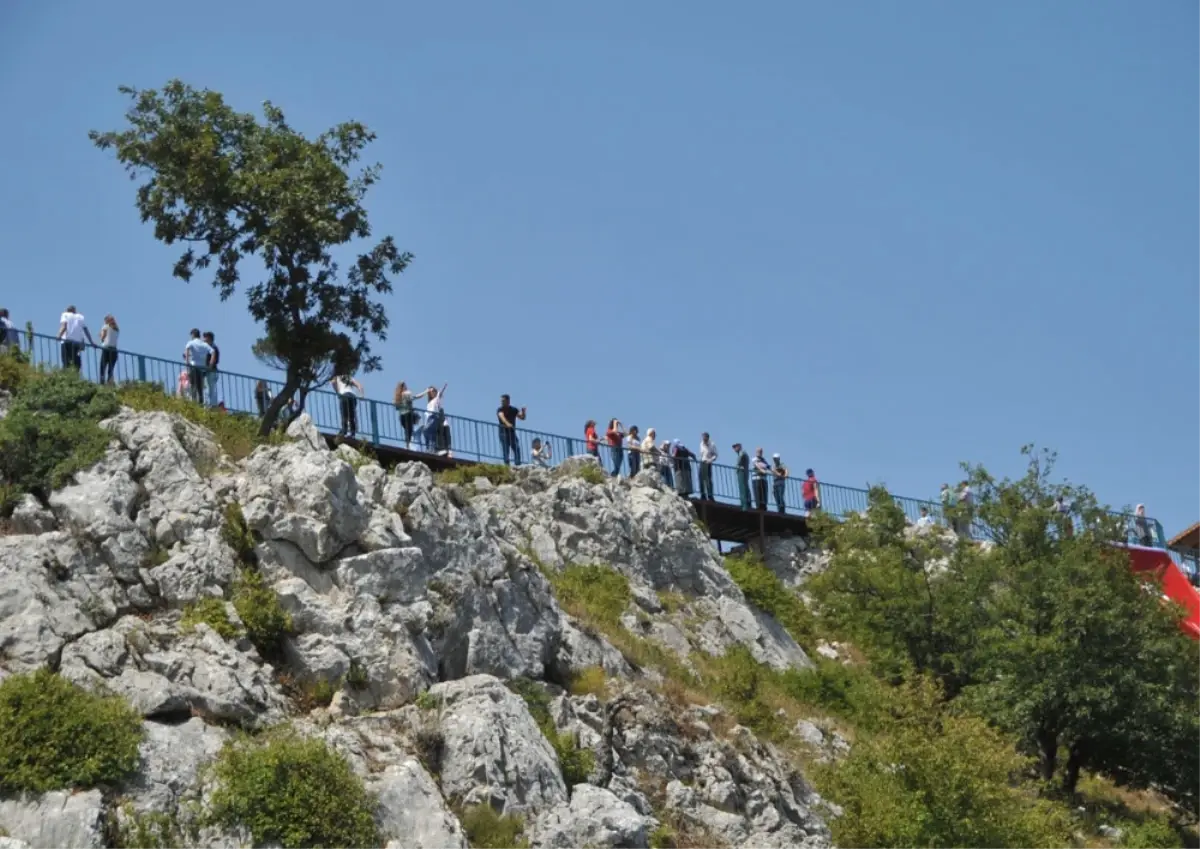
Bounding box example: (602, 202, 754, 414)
(802, 469, 821, 513)
(584, 420, 601, 462)
(605, 418, 625, 477)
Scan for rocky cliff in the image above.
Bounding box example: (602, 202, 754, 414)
(0, 409, 835, 849)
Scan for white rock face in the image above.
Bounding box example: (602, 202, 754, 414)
(0, 410, 831, 848)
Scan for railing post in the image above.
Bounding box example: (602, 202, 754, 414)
(567, 438, 575, 457)
(369, 400, 380, 446)
(137, 355, 146, 383)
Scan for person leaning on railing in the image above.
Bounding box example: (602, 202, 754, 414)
(98, 315, 120, 385)
(393, 382, 419, 448)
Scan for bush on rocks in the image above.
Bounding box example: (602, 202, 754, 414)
(232, 568, 294, 660)
(205, 729, 380, 849)
(0, 668, 143, 794)
(180, 597, 242, 640)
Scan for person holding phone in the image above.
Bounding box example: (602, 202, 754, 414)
(497, 394, 527, 465)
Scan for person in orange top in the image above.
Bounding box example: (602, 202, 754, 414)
(584, 420, 601, 462)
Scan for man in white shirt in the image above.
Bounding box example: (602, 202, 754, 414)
(57, 305, 95, 370)
(182, 328, 214, 405)
(698, 432, 718, 501)
(916, 506, 935, 530)
(0, 309, 19, 352)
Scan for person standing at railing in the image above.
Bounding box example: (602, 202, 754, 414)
(673, 440, 694, 497)
(584, 420, 601, 463)
(394, 382, 419, 448)
(626, 426, 642, 476)
(1053, 494, 1074, 539)
(752, 448, 770, 511)
(733, 443, 751, 510)
(182, 328, 212, 405)
(0, 309, 20, 354)
(698, 433, 717, 501)
(332, 374, 365, 439)
(957, 481, 974, 539)
(202, 332, 221, 407)
(254, 380, 273, 417)
(802, 469, 821, 514)
(658, 439, 674, 487)
(419, 384, 449, 454)
(916, 506, 935, 529)
(606, 419, 625, 477)
(98, 315, 120, 384)
(641, 428, 658, 477)
(940, 483, 955, 530)
(1134, 504, 1154, 547)
(58, 305, 95, 371)
(497, 395, 527, 465)
(772, 454, 789, 513)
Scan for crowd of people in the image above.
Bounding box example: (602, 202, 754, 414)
(0, 305, 1171, 542)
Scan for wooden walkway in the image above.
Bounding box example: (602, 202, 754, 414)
(328, 435, 811, 546)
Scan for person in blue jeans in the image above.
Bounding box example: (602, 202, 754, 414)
(182, 329, 213, 406)
(202, 331, 221, 406)
(497, 395, 527, 465)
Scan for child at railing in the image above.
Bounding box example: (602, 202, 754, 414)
(531, 438, 552, 468)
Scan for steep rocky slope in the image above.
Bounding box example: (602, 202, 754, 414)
(0, 410, 834, 849)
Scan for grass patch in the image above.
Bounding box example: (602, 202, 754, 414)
(723, 551, 817, 648)
(180, 597, 242, 640)
(657, 591, 689, 614)
(456, 804, 528, 849)
(0, 668, 143, 794)
(436, 463, 515, 488)
(116, 381, 287, 461)
(568, 666, 609, 698)
(573, 463, 607, 485)
(114, 805, 188, 849)
(205, 728, 380, 849)
(507, 677, 595, 787)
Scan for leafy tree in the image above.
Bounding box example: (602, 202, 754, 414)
(815, 676, 1072, 849)
(90, 80, 412, 434)
(806, 487, 992, 696)
(250, 332, 344, 418)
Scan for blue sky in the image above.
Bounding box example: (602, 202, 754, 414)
(1, 0, 1196, 533)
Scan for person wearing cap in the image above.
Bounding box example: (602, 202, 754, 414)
(752, 448, 771, 511)
(732, 443, 750, 510)
(802, 469, 821, 514)
(698, 433, 717, 501)
(771, 453, 789, 513)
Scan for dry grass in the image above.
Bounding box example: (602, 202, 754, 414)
(567, 666, 609, 698)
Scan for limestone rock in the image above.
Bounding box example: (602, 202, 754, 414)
(530, 784, 652, 848)
(0, 790, 105, 849)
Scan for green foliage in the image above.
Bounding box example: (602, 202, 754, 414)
(507, 678, 595, 786)
(92, 80, 412, 435)
(436, 463, 515, 488)
(696, 644, 783, 738)
(1118, 816, 1183, 848)
(115, 805, 186, 849)
(220, 502, 257, 565)
(648, 824, 674, 849)
(724, 551, 817, 648)
(116, 382, 278, 461)
(573, 463, 607, 485)
(180, 597, 241, 640)
(776, 658, 891, 731)
(547, 563, 631, 630)
(457, 804, 527, 849)
(232, 568, 293, 660)
(0, 349, 32, 393)
(346, 658, 369, 690)
(0, 368, 120, 513)
(206, 729, 380, 849)
(0, 668, 143, 794)
(814, 677, 1072, 848)
(414, 689, 439, 711)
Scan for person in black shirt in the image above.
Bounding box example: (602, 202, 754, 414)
(496, 394, 527, 465)
(202, 331, 220, 407)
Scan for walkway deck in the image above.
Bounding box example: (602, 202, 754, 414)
(330, 435, 810, 545)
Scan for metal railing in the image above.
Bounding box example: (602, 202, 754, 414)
(11, 330, 1169, 548)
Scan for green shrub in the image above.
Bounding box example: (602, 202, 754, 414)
(573, 463, 607, 485)
(0, 350, 32, 393)
(1118, 816, 1183, 848)
(232, 568, 293, 659)
(220, 502, 257, 566)
(115, 805, 185, 849)
(724, 551, 816, 647)
(0, 368, 119, 513)
(547, 564, 631, 630)
(180, 597, 242, 640)
(777, 658, 890, 730)
(696, 645, 783, 739)
(206, 729, 380, 849)
(507, 678, 595, 787)
(0, 668, 143, 794)
(435, 463, 515, 488)
(456, 804, 527, 849)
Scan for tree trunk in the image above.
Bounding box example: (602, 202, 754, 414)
(1037, 728, 1058, 782)
(259, 369, 302, 437)
(1062, 743, 1086, 796)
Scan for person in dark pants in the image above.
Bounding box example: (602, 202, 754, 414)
(202, 331, 221, 407)
(182, 328, 213, 405)
(58, 305, 95, 370)
(771, 453, 789, 513)
(255, 380, 273, 416)
(673, 440, 694, 497)
(698, 433, 717, 500)
(606, 419, 625, 476)
(333, 374, 365, 438)
(752, 448, 770, 511)
(394, 382, 419, 447)
(802, 469, 821, 514)
(733, 443, 751, 510)
(98, 315, 120, 384)
(497, 394, 527, 465)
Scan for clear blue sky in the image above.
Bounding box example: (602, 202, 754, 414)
(1, 1, 1196, 532)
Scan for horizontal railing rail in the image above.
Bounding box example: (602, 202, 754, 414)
(9, 330, 1169, 548)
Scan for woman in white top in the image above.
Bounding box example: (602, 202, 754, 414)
(332, 375, 365, 439)
(625, 426, 642, 476)
(98, 315, 120, 384)
(418, 384, 449, 453)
